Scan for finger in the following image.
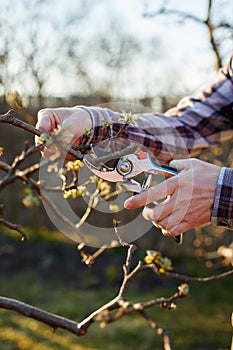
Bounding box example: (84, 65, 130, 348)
(156, 207, 191, 236)
(161, 221, 189, 237)
(143, 194, 182, 223)
(36, 109, 58, 133)
(36, 110, 77, 158)
(152, 221, 163, 229)
(156, 207, 188, 232)
(40, 147, 58, 160)
(142, 196, 171, 221)
(124, 177, 177, 209)
(169, 158, 195, 172)
(142, 205, 156, 222)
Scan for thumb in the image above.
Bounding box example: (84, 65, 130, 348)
(36, 110, 54, 133)
(169, 158, 193, 172)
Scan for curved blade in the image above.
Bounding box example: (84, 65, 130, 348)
(83, 158, 123, 182)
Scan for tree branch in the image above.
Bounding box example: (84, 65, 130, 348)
(144, 263, 233, 283)
(0, 109, 83, 160)
(143, 7, 205, 25)
(0, 218, 29, 241)
(143, 0, 226, 69)
(140, 310, 172, 350)
(0, 297, 82, 335)
(0, 238, 232, 347)
(0, 110, 41, 136)
(206, 0, 222, 69)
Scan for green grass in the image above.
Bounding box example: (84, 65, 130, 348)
(0, 229, 232, 349)
(0, 270, 232, 350)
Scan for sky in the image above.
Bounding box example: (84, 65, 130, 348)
(50, 0, 232, 96)
(84, 0, 217, 93)
(0, 0, 232, 98)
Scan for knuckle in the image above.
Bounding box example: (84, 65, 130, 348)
(38, 108, 53, 118)
(142, 207, 154, 221)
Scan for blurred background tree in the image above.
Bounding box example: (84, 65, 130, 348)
(0, 0, 231, 107)
(143, 0, 233, 69)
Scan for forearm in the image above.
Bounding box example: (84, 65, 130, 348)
(211, 167, 233, 229)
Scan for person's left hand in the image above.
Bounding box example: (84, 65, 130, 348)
(35, 107, 92, 160)
(124, 158, 221, 237)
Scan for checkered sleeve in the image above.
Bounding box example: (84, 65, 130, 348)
(211, 167, 233, 229)
(79, 55, 233, 164)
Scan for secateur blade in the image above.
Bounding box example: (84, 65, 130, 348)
(83, 141, 137, 182)
(83, 155, 123, 182)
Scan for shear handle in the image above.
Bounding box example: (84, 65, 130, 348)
(154, 163, 179, 177)
(144, 152, 178, 177)
(122, 152, 178, 179)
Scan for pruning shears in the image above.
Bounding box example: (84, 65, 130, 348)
(83, 147, 183, 244)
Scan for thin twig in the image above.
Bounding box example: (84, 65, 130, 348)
(0, 218, 29, 241)
(143, 263, 233, 283)
(32, 181, 86, 244)
(77, 297, 120, 332)
(75, 188, 100, 229)
(140, 310, 172, 350)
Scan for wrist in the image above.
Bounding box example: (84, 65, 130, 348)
(78, 109, 92, 134)
(75, 107, 93, 135)
(61, 108, 92, 142)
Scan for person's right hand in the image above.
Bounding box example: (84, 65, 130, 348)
(124, 158, 221, 236)
(35, 107, 92, 158)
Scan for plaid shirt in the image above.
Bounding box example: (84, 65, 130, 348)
(212, 167, 233, 228)
(80, 55, 233, 229)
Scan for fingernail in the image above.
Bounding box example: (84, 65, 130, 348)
(124, 199, 133, 209)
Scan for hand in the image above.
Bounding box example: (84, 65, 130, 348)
(124, 158, 221, 237)
(35, 107, 92, 158)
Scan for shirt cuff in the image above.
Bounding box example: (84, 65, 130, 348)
(75, 106, 95, 144)
(211, 167, 233, 229)
(76, 106, 116, 143)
